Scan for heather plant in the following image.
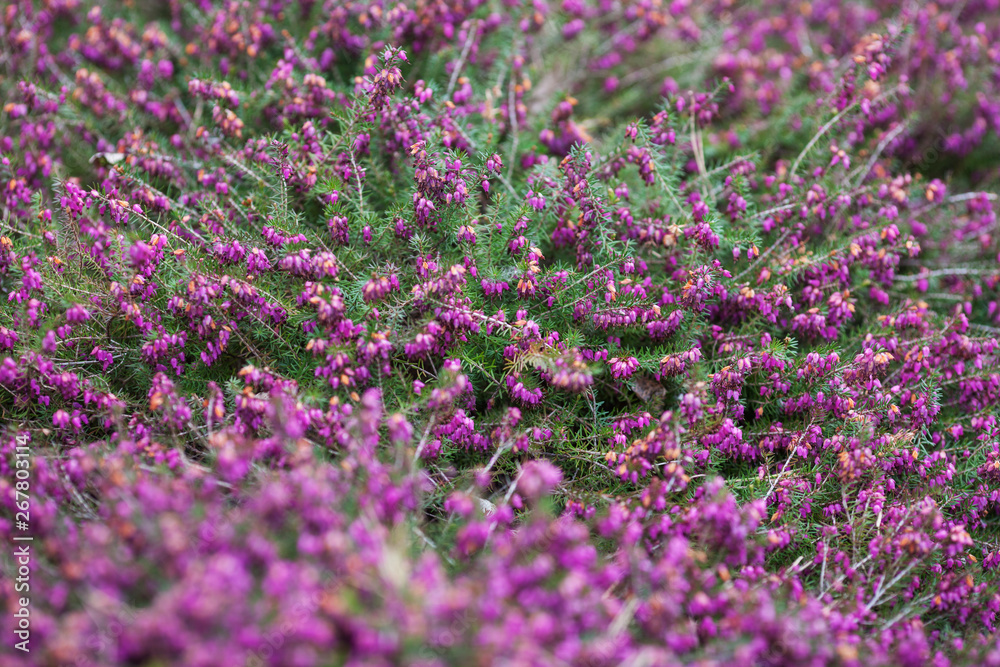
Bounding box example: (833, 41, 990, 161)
(2, 1, 1000, 666)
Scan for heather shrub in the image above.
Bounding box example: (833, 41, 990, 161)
(2, 1, 1000, 666)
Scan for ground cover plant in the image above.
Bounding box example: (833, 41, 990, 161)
(2, 0, 1000, 665)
